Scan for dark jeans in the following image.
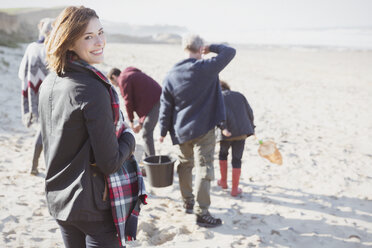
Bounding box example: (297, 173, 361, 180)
(57, 219, 121, 248)
(218, 139, 246, 168)
(142, 101, 159, 158)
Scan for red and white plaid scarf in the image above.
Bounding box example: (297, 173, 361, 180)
(69, 58, 147, 247)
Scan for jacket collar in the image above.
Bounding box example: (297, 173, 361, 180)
(66, 55, 111, 87)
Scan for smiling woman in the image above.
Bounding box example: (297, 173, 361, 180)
(45, 6, 105, 75)
(39, 6, 137, 248)
(70, 17, 106, 65)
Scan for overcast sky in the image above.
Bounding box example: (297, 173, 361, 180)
(2, 0, 372, 46)
(2, 0, 372, 31)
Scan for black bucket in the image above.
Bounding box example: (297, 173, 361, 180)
(143, 155, 175, 187)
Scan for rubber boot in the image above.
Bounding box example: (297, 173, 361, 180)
(30, 144, 42, 175)
(231, 168, 242, 196)
(217, 160, 228, 189)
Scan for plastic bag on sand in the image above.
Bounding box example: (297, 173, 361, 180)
(258, 140, 283, 165)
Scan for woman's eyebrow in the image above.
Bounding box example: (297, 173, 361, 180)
(84, 28, 103, 35)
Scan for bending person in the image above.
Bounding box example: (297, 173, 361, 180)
(108, 67, 161, 159)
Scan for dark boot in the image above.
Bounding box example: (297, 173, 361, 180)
(217, 160, 228, 189)
(196, 212, 222, 228)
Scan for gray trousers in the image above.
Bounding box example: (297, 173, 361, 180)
(177, 129, 216, 215)
(142, 101, 160, 158)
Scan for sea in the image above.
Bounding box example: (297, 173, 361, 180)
(204, 27, 372, 51)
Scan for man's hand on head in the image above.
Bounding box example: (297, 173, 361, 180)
(202, 46, 210, 55)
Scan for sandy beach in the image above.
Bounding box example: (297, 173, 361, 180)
(0, 43, 371, 248)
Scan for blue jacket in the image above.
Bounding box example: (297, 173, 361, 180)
(159, 44, 236, 145)
(217, 89, 255, 142)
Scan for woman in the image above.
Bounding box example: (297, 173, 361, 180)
(18, 18, 53, 175)
(39, 6, 136, 247)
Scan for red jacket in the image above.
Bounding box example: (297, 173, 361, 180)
(118, 67, 161, 124)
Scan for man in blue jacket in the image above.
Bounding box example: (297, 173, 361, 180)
(159, 34, 236, 228)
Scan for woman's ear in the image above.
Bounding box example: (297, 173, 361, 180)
(68, 42, 76, 53)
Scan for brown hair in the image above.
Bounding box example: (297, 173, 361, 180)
(108, 68, 121, 80)
(220, 80, 231, 91)
(45, 6, 99, 75)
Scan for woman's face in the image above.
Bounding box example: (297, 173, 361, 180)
(70, 17, 106, 65)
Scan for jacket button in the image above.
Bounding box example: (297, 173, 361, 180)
(93, 173, 97, 177)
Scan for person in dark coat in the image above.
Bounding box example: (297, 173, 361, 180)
(217, 80, 255, 196)
(39, 6, 135, 247)
(108, 67, 162, 158)
(158, 34, 236, 227)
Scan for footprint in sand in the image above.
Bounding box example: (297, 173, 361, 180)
(138, 222, 177, 246)
(202, 230, 214, 239)
(3, 229, 16, 243)
(16, 201, 28, 206)
(154, 206, 167, 212)
(231, 236, 248, 248)
(33, 207, 44, 216)
(147, 209, 160, 218)
(178, 225, 192, 235)
(0, 135, 9, 142)
(233, 234, 263, 248)
(14, 137, 26, 152)
(49, 227, 58, 233)
(30, 237, 44, 242)
(233, 218, 250, 229)
(1, 215, 19, 224)
(1, 216, 19, 243)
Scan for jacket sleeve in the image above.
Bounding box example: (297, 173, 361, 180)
(159, 80, 174, 137)
(19, 47, 32, 126)
(18, 44, 29, 82)
(244, 98, 255, 130)
(82, 82, 135, 175)
(201, 44, 236, 74)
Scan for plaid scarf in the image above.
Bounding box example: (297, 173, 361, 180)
(69, 58, 147, 247)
